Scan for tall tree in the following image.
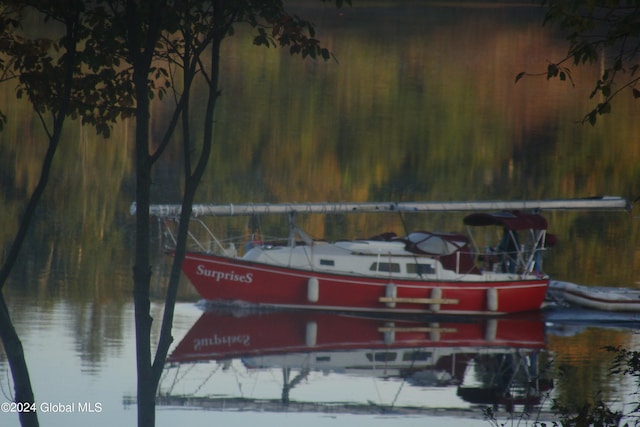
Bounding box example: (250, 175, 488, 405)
(112, 2, 348, 424)
(0, 2, 348, 426)
(0, 2, 126, 425)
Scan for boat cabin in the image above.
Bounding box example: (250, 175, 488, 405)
(238, 210, 551, 281)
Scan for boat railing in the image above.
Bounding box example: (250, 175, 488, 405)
(160, 217, 239, 256)
(466, 226, 548, 277)
(160, 215, 546, 278)
(470, 245, 541, 277)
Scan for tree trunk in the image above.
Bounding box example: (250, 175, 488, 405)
(130, 32, 155, 427)
(133, 70, 156, 427)
(0, 119, 59, 427)
(0, 293, 39, 427)
(124, 1, 167, 424)
(0, 14, 77, 426)
(151, 21, 224, 384)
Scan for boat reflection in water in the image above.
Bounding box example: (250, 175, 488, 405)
(159, 307, 553, 419)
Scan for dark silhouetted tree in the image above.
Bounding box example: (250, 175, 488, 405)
(0, 1, 348, 427)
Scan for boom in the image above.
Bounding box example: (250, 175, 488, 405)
(131, 196, 631, 217)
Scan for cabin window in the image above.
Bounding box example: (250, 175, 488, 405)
(315, 356, 331, 362)
(402, 351, 432, 362)
(319, 259, 335, 266)
(369, 262, 401, 273)
(407, 263, 435, 275)
(366, 352, 397, 362)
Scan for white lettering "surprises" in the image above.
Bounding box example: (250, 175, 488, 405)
(196, 264, 253, 283)
(193, 334, 250, 350)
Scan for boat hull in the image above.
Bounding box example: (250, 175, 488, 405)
(181, 252, 548, 315)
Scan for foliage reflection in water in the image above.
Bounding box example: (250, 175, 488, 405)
(1, 1, 640, 426)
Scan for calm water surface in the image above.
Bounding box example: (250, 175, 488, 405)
(2, 1, 640, 426)
(3, 295, 640, 427)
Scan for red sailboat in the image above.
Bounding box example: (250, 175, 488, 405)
(143, 197, 628, 315)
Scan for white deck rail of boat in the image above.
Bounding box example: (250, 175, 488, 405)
(131, 196, 631, 217)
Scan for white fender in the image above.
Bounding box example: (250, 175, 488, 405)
(430, 288, 442, 312)
(383, 322, 395, 345)
(485, 318, 497, 341)
(429, 323, 440, 342)
(305, 321, 317, 347)
(307, 277, 319, 303)
(487, 287, 499, 312)
(385, 283, 397, 308)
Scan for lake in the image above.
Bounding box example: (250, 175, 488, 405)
(2, 1, 640, 426)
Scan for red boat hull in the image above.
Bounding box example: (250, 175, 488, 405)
(181, 252, 548, 315)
